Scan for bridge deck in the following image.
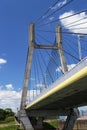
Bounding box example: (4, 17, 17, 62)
(26, 57, 87, 113)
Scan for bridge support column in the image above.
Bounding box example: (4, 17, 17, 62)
(62, 108, 79, 130)
(35, 117, 44, 130)
(56, 25, 68, 74)
(19, 109, 34, 130)
(19, 23, 35, 130)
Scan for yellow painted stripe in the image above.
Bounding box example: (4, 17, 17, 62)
(26, 67, 87, 109)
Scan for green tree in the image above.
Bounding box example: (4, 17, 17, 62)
(5, 108, 14, 117)
(0, 108, 6, 121)
(0, 108, 14, 121)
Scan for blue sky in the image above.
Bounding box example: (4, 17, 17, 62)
(0, 0, 50, 88)
(0, 0, 56, 111)
(0, 0, 87, 112)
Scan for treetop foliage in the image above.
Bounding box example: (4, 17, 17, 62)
(0, 108, 14, 121)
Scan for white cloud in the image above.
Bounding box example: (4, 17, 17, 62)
(5, 84, 14, 90)
(0, 85, 3, 90)
(30, 78, 35, 81)
(0, 90, 21, 112)
(18, 87, 21, 90)
(59, 11, 87, 34)
(56, 64, 76, 72)
(0, 85, 41, 112)
(36, 83, 45, 88)
(68, 64, 76, 70)
(0, 58, 7, 64)
(27, 90, 40, 103)
(51, 0, 67, 10)
(49, 17, 54, 21)
(56, 66, 62, 72)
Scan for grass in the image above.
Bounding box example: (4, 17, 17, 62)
(43, 119, 58, 130)
(0, 116, 14, 124)
(0, 116, 21, 130)
(0, 125, 20, 130)
(0, 116, 58, 130)
(43, 122, 56, 130)
(48, 120, 58, 128)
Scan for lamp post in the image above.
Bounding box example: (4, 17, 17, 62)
(44, 73, 48, 88)
(78, 35, 83, 61)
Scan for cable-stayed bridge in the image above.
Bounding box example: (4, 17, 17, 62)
(16, 1, 87, 130)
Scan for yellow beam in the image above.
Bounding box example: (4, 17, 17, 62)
(26, 67, 87, 109)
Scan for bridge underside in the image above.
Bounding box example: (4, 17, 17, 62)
(26, 59, 87, 116)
